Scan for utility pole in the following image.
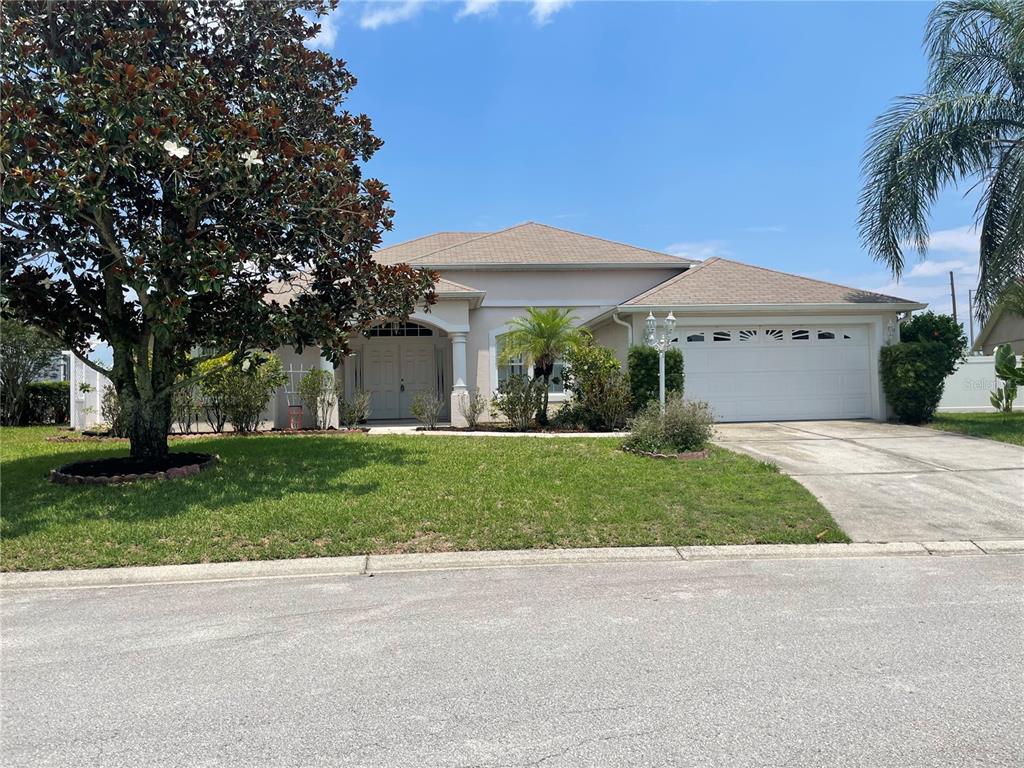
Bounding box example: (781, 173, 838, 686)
(968, 289, 976, 348)
(949, 270, 958, 326)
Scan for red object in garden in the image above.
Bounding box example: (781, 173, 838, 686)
(288, 405, 303, 430)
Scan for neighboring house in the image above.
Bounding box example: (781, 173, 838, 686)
(972, 303, 1024, 355)
(274, 222, 925, 425)
(37, 351, 70, 382)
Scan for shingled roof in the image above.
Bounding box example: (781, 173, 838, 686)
(374, 222, 692, 268)
(623, 258, 921, 307)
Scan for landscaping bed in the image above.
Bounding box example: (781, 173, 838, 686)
(1, 426, 848, 571)
(928, 412, 1024, 446)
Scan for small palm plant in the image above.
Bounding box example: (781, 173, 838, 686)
(859, 0, 1024, 321)
(499, 307, 586, 425)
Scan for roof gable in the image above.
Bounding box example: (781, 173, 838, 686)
(377, 222, 691, 268)
(623, 258, 920, 307)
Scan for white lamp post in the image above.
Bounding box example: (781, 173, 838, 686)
(645, 311, 676, 413)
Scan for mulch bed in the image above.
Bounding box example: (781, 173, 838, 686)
(50, 452, 219, 485)
(46, 427, 368, 444)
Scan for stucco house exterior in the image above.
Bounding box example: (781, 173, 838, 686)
(275, 222, 925, 426)
(972, 303, 1024, 355)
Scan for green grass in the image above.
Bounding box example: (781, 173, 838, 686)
(0, 427, 847, 571)
(929, 412, 1024, 446)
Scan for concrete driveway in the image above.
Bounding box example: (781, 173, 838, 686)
(715, 420, 1024, 543)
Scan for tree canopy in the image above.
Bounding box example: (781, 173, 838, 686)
(859, 0, 1024, 320)
(1, 0, 435, 456)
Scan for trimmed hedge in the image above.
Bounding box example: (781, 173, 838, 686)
(21, 381, 70, 425)
(880, 341, 948, 424)
(627, 345, 683, 410)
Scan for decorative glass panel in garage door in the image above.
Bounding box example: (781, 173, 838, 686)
(679, 324, 872, 422)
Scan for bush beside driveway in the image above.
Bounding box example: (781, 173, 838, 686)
(0, 427, 846, 572)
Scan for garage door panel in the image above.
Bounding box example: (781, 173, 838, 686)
(678, 323, 872, 422)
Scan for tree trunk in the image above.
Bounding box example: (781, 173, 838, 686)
(537, 375, 550, 426)
(126, 394, 172, 460)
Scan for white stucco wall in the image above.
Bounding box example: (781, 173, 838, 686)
(938, 354, 1023, 412)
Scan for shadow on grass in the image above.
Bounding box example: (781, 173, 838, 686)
(1, 435, 419, 539)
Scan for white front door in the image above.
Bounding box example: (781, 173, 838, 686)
(400, 343, 436, 416)
(362, 341, 438, 420)
(363, 345, 401, 419)
(679, 324, 872, 422)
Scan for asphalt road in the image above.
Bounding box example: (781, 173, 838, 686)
(2, 554, 1022, 768)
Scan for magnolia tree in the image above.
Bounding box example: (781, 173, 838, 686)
(0, 0, 435, 459)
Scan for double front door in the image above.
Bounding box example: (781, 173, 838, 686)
(362, 341, 438, 420)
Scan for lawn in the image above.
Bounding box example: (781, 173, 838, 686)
(929, 412, 1024, 446)
(0, 427, 847, 571)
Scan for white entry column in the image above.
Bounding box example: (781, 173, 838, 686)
(319, 351, 336, 428)
(450, 332, 468, 427)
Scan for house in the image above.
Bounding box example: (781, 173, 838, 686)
(972, 302, 1024, 355)
(277, 222, 925, 426)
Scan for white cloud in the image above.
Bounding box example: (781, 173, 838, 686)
(530, 0, 573, 25)
(912, 225, 979, 256)
(456, 0, 500, 19)
(907, 258, 977, 278)
(360, 0, 426, 30)
(664, 240, 729, 260)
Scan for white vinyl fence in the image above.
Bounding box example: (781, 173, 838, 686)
(69, 354, 113, 430)
(938, 354, 1022, 413)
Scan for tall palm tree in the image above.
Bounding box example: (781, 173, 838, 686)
(859, 0, 1024, 321)
(499, 307, 586, 425)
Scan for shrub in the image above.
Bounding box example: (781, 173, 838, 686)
(491, 373, 544, 431)
(171, 379, 202, 434)
(458, 387, 486, 428)
(337, 388, 372, 428)
(558, 340, 632, 430)
(0, 319, 62, 425)
(223, 353, 287, 433)
(623, 395, 714, 454)
(627, 345, 683, 411)
(880, 341, 949, 424)
(198, 355, 233, 433)
(100, 385, 130, 437)
(899, 311, 967, 377)
(410, 391, 445, 429)
(297, 368, 336, 429)
(21, 380, 70, 424)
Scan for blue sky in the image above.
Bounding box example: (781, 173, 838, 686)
(312, 1, 982, 320)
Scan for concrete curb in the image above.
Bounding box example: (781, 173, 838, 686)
(2, 540, 1021, 590)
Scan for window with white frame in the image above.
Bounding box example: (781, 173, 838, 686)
(495, 336, 565, 393)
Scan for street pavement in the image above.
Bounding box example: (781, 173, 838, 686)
(2, 553, 1022, 767)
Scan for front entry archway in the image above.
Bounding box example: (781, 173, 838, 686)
(354, 320, 451, 421)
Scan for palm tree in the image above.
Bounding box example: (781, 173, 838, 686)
(499, 307, 586, 425)
(859, 0, 1024, 321)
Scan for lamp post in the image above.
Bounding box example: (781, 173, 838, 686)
(645, 311, 676, 413)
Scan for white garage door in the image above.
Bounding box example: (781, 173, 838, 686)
(679, 324, 872, 422)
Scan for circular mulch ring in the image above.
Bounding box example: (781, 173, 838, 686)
(50, 452, 219, 485)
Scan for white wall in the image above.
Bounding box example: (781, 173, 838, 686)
(938, 355, 1023, 413)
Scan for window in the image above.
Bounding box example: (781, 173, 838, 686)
(817, 330, 836, 340)
(791, 329, 809, 341)
(365, 321, 434, 337)
(712, 330, 732, 342)
(686, 332, 705, 343)
(496, 337, 564, 393)
(764, 329, 784, 342)
(738, 329, 758, 342)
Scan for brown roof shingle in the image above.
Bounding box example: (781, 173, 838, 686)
(376, 222, 691, 267)
(623, 258, 920, 307)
